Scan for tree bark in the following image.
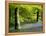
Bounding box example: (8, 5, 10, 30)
(15, 8, 18, 30)
(37, 9, 39, 22)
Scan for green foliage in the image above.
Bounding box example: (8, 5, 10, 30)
(9, 3, 42, 27)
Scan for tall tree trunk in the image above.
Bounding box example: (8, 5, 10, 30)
(37, 10, 39, 22)
(15, 8, 18, 31)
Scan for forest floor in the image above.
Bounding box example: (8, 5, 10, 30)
(10, 20, 43, 32)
